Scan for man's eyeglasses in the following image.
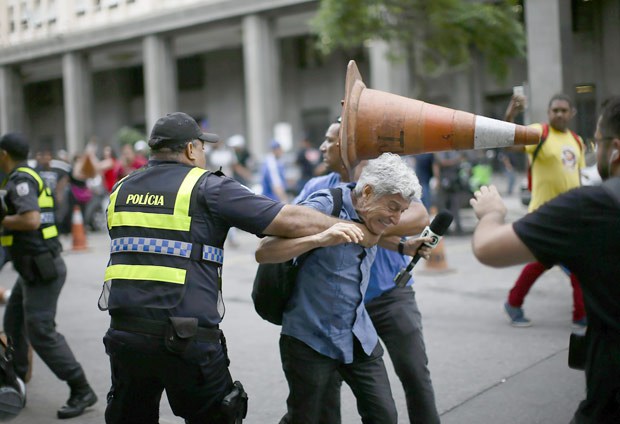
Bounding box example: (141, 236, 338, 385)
(191, 140, 207, 152)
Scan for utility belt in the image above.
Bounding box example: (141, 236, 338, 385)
(12, 248, 61, 284)
(111, 315, 221, 342)
(111, 315, 225, 356)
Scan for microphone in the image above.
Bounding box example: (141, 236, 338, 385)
(393, 210, 454, 287)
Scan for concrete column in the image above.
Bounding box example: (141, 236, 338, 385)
(143, 34, 178, 135)
(0, 66, 24, 134)
(367, 39, 410, 96)
(62, 52, 92, 155)
(524, 0, 571, 122)
(242, 14, 279, 158)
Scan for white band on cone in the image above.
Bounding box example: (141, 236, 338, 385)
(474, 116, 517, 149)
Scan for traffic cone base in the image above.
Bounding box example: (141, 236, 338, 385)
(71, 205, 88, 251)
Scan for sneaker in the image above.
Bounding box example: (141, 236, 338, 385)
(572, 317, 588, 330)
(504, 302, 532, 327)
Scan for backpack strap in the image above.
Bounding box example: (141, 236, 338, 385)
(569, 130, 584, 153)
(531, 123, 549, 166)
(328, 187, 343, 217)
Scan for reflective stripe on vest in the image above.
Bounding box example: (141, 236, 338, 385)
(105, 264, 186, 285)
(1, 168, 58, 246)
(107, 167, 205, 231)
(16, 167, 54, 209)
(110, 237, 224, 265)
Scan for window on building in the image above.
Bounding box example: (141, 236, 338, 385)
(20, 1, 29, 30)
(291, 36, 325, 69)
(574, 84, 597, 142)
(572, 0, 595, 32)
(177, 55, 204, 91)
(24, 80, 56, 107)
(127, 65, 144, 97)
(301, 108, 331, 147)
(9, 6, 15, 33)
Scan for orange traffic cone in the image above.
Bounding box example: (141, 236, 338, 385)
(339, 60, 541, 178)
(71, 205, 88, 251)
(422, 207, 454, 274)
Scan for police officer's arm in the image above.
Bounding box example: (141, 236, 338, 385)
(262, 204, 380, 248)
(1, 210, 40, 231)
(256, 222, 364, 263)
(470, 185, 535, 267)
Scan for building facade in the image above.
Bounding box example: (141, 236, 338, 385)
(0, 0, 617, 159)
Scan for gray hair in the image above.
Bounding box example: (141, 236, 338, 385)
(354, 153, 421, 202)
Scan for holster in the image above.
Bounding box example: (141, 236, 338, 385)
(221, 380, 248, 423)
(164, 317, 198, 355)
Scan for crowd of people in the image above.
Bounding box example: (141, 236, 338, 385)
(0, 91, 617, 424)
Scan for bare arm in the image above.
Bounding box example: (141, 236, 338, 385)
(504, 95, 527, 153)
(470, 185, 536, 267)
(262, 204, 379, 247)
(256, 222, 365, 263)
(1, 210, 41, 231)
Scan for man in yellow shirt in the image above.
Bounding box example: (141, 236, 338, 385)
(502, 94, 586, 327)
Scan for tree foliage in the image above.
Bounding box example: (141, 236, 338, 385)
(311, 0, 526, 95)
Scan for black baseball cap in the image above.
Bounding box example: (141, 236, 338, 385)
(0, 132, 30, 159)
(148, 112, 219, 149)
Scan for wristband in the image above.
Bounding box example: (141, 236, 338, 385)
(398, 238, 406, 255)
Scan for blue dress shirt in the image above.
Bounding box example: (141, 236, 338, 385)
(282, 184, 378, 363)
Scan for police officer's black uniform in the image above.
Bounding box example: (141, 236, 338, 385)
(0, 133, 97, 419)
(99, 113, 284, 423)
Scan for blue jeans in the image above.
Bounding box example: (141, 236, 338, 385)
(280, 335, 397, 424)
(366, 286, 440, 424)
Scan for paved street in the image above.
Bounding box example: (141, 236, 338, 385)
(1, 182, 586, 423)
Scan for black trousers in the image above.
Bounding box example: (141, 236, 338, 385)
(4, 255, 85, 382)
(366, 286, 440, 424)
(103, 328, 233, 424)
(280, 334, 397, 424)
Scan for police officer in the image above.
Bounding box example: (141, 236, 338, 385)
(99, 112, 370, 423)
(0, 133, 97, 419)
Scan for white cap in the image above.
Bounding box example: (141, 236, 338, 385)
(134, 140, 149, 152)
(227, 134, 245, 148)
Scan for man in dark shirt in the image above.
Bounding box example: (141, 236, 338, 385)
(469, 96, 620, 424)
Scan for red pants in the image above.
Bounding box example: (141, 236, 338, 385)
(507, 262, 585, 321)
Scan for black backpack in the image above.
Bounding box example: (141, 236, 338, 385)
(252, 187, 343, 325)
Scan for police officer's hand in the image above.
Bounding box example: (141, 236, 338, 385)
(315, 222, 364, 247)
(354, 223, 381, 248)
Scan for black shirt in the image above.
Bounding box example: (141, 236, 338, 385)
(513, 184, 620, 423)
